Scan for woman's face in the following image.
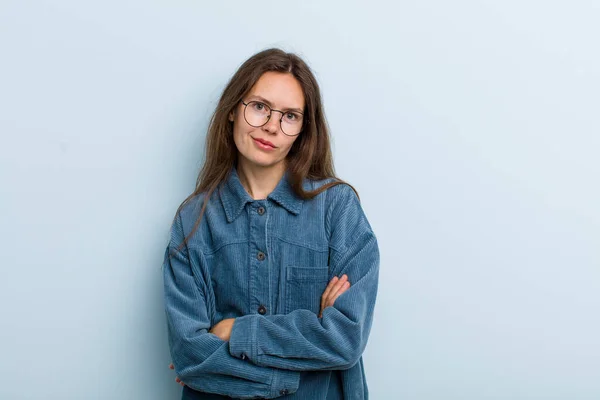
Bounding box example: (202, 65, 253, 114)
(230, 71, 305, 170)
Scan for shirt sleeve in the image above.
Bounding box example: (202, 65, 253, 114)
(228, 184, 380, 371)
(163, 211, 300, 398)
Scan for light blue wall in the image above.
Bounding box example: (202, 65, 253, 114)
(1, 1, 598, 399)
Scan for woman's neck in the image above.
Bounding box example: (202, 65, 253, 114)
(236, 158, 287, 200)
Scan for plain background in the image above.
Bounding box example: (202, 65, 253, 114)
(1, 1, 598, 399)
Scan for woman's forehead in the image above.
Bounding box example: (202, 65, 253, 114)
(247, 72, 305, 110)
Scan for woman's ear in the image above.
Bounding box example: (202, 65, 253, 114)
(228, 111, 235, 122)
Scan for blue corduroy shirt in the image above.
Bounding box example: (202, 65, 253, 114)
(163, 167, 380, 399)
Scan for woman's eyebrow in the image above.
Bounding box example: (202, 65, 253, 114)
(248, 95, 304, 114)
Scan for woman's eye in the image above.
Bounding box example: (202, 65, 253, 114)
(253, 102, 266, 111)
(286, 112, 299, 121)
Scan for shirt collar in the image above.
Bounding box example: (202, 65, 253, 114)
(219, 167, 304, 223)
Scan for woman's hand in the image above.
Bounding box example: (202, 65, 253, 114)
(169, 363, 185, 387)
(319, 274, 350, 318)
(209, 318, 236, 341)
(168, 318, 235, 387)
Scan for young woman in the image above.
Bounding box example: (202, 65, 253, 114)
(163, 48, 380, 399)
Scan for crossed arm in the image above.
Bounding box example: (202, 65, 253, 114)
(169, 274, 352, 387)
(164, 185, 379, 397)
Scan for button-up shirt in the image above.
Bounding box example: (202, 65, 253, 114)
(163, 167, 380, 399)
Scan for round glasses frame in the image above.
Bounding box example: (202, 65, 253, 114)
(240, 100, 304, 137)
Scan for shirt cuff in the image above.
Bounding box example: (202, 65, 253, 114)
(269, 368, 301, 398)
(229, 314, 258, 360)
(230, 315, 300, 397)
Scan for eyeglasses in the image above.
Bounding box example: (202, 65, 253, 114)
(240, 100, 304, 136)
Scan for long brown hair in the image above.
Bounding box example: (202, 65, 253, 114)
(174, 48, 357, 252)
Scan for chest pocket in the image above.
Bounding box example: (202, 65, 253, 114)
(285, 266, 329, 315)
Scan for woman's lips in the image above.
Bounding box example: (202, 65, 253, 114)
(253, 138, 276, 150)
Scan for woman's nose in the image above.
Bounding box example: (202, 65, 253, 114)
(262, 113, 281, 134)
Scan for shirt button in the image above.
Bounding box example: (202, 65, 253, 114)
(280, 389, 289, 395)
(257, 251, 265, 261)
(241, 353, 247, 360)
(257, 206, 265, 215)
(258, 305, 267, 315)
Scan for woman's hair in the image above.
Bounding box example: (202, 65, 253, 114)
(173, 48, 357, 252)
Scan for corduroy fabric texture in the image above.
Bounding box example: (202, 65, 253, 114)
(163, 167, 379, 399)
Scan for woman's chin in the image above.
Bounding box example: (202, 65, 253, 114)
(241, 154, 283, 169)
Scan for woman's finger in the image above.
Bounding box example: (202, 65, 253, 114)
(172, 363, 185, 386)
(328, 280, 350, 307)
(320, 276, 339, 313)
(321, 276, 339, 303)
(323, 275, 349, 310)
(326, 275, 347, 302)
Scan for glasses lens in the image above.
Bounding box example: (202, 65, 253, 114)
(244, 101, 270, 127)
(280, 111, 303, 136)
